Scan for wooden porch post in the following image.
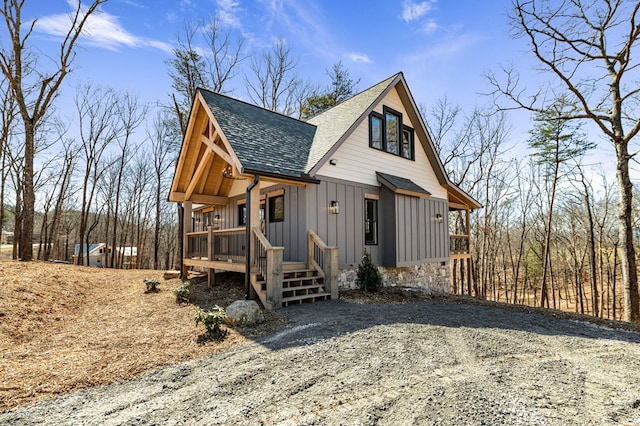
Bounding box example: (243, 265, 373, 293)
(322, 246, 339, 299)
(465, 208, 473, 296)
(266, 247, 284, 307)
(182, 200, 192, 277)
(207, 225, 214, 288)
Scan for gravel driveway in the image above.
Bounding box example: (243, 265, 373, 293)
(3, 298, 640, 425)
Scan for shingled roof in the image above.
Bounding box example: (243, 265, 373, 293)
(305, 74, 398, 172)
(196, 74, 400, 180)
(199, 89, 317, 179)
(376, 172, 432, 198)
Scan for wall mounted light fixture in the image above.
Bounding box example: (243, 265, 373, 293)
(330, 201, 340, 214)
(434, 213, 443, 223)
(214, 214, 220, 226)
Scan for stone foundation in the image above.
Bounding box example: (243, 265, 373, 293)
(338, 261, 450, 294)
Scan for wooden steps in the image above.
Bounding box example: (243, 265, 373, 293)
(253, 265, 331, 308)
(281, 268, 330, 307)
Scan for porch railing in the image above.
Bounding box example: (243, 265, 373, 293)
(450, 234, 470, 256)
(211, 227, 246, 262)
(308, 230, 339, 299)
(186, 231, 208, 258)
(186, 227, 247, 261)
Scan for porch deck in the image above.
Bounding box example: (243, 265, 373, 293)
(184, 227, 338, 309)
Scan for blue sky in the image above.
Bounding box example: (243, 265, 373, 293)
(23, 0, 529, 130)
(30, 0, 628, 185)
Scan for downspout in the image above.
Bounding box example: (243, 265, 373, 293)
(245, 174, 260, 299)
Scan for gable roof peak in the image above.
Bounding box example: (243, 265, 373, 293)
(304, 72, 404, 172)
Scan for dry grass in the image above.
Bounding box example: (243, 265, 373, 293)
(0, 261, 286, 411)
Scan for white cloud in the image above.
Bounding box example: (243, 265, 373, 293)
(402, 0, 435, 22)
(34, 1, 172, 53)
(345, 52, 373, 64)
(216, 0, 242, 28)
(422, 20, 439, 33)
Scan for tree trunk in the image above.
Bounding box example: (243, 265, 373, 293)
(613, 242, 618, 320)
(12, 183, 22, 260)
(20, 123, 34, 261)
(615, 141, 640, 322)
(582, 178, 598, 317)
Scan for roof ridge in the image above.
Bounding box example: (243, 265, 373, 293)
(304, 72, 402, 122)
(197, 87, 313, 127)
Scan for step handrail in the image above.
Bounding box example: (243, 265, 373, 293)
(252, 226, 283, 307)
(307, 230, 338, 299)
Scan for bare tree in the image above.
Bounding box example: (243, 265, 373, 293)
(488, 0, 640, 322)
(202, 18, 245, 93)
(148, 110, 180, 269)
(505, 159, 535, 304)
(245, 38, 305, 115)
(75, 84, 119, 266)
(0, 0, 106, 261)
(109, 92, 146, 267)
(165, 21, 209, 134)
(0, 77, 16, 241)
(46, 138, 77, 261)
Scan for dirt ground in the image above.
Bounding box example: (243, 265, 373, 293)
(2, 263, 640, 425)
(0, 261, 286, 411)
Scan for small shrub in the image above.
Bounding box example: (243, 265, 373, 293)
(195, 306, 229, 340)
(356, 250, 383, 292)
(144, 278, 160, 293)
(174, 281, 191, 303)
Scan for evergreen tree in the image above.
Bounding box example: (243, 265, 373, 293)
(528, 99, 595, 308)
(356, 250, 383, 292)
(301, 61, 360, 119)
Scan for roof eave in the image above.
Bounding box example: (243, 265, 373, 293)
(242, 167, 320, 184)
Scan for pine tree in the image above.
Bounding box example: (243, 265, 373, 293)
(356, 250, 383, 292)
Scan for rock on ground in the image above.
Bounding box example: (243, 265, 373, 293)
(2, 299, 640, 425)
(225, 300, 264, 326)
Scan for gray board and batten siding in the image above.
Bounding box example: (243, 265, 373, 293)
(209, 176, 450, 269)
(307, 176, 450, 269)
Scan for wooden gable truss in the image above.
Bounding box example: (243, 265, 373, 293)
(170, 92, 244, 205)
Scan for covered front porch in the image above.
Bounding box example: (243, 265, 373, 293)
(183, 219, 338, 309)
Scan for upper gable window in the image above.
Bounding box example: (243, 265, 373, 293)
(370, 115, 383, 149)
(402, 126, 414, 159)
(369, 106, 414, 160)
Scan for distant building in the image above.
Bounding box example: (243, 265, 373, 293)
(1, 230, 13, 245)
(73, 243, 108, 267)
(72, 243, 138, 268)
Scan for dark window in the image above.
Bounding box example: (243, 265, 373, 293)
(370, 114, 383, 149)
(369, 106, 414, 160)
(364, 198, 378, 245)
(385, 109, 400, 155)
(239, 203, 266, 226)
(269, 195, 284, 222)
(238, 204, 246, 226)
(402, 126, 414, 159)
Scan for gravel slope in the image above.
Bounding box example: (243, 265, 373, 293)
(3, 299, 640, 425)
